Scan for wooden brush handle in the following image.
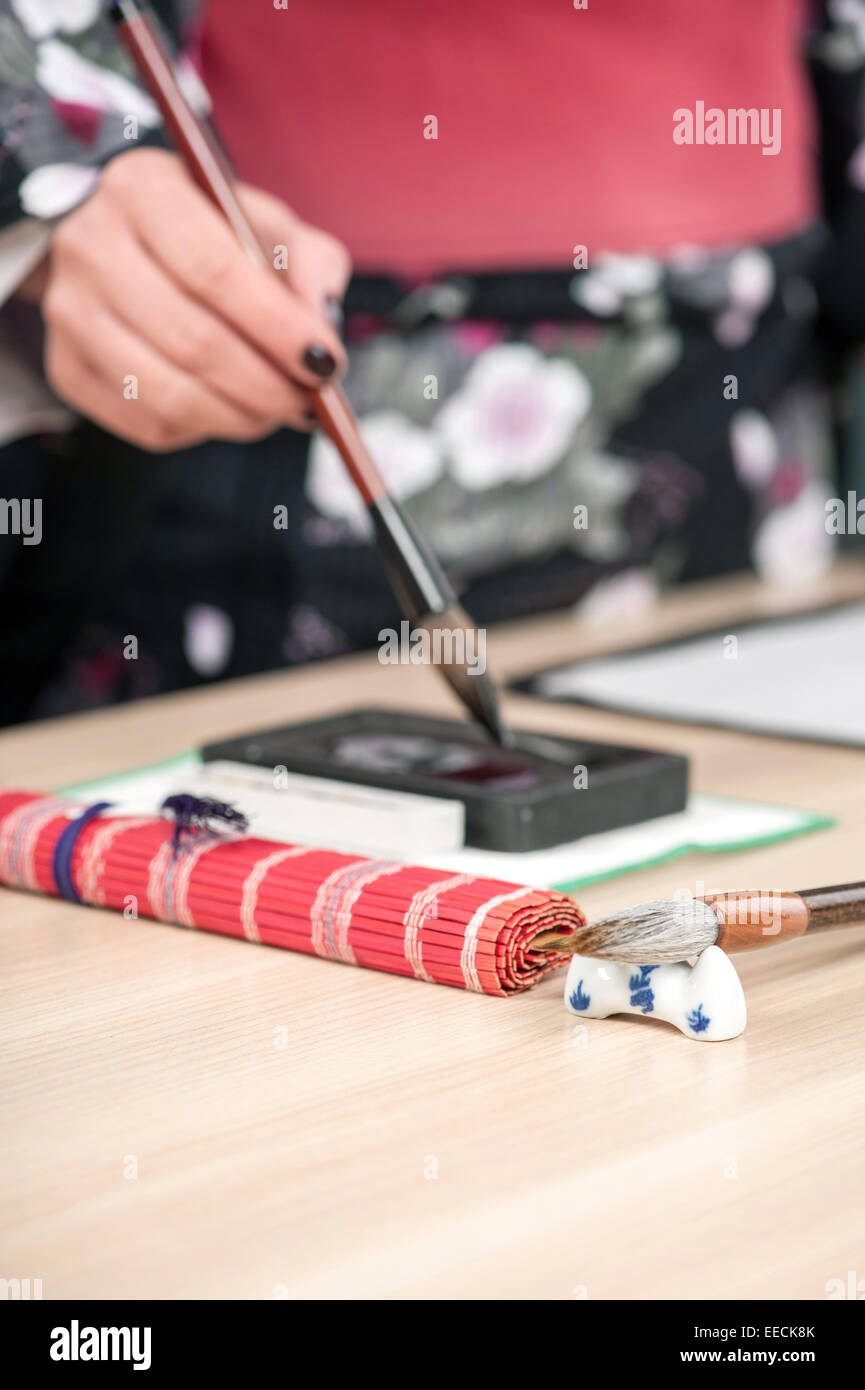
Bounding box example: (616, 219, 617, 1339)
(797, 882, 865, 930)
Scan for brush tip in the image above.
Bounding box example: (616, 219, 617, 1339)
(563, 897, 720, 964)
(424, 602, 510, 745)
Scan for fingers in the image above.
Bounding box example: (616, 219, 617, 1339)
(53, 203, 313, 430)
(102, 150, 347, 388)
(237, 183, 352, 318)
(42, 148, 351, 452)
(45, 286, 283, 452)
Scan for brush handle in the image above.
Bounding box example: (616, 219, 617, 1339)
(701, 884, 865, 952)
(797, 882, 865, 930)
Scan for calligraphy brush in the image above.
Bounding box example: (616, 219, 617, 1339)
(530, 882, 865, 963)
(109, 0, 508, 746)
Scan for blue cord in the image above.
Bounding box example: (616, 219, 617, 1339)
(51, 802, 113, 902)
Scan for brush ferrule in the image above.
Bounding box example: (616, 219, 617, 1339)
(368, 496, 455, 619)
(699, 891, 809, 951)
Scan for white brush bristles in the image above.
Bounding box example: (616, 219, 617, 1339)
(573, 897, 720, 963)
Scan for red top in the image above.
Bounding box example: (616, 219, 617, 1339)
(200, 0, 817, 276)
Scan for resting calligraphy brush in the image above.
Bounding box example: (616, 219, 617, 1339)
(109, 0, 507, 746)
(530, 882, 865, 964)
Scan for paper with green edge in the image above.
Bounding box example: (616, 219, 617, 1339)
(61, 754, 833, 894)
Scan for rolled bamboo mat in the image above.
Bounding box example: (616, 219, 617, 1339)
(0, 790, 581, 995)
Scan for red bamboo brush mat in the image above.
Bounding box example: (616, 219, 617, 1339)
(0, 791, 581, 995)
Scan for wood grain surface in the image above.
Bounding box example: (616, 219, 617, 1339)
(1, 565, 864, 1300)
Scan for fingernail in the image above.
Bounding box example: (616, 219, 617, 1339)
(302, 344, 337, 378)
(324, 294, 344, 329)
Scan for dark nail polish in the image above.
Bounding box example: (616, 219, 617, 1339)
(324, 294, 344, 329)
(302, 344, 337, 378)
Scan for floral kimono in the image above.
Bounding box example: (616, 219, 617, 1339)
(0, 0, 864, 721)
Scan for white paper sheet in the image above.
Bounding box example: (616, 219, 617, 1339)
(535, 600, 865, 747)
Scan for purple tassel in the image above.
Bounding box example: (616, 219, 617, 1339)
(160, 793, 248, 855)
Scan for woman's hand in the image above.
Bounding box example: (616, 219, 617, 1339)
(38, 148, 351, 451)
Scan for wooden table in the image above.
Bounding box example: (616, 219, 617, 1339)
(2, 565, 865, 1301)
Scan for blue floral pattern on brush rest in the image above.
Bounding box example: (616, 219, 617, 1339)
(568, 979, 591, 1011)
(686, 1004, 711, 1034)
(628, 965, 659, 1014)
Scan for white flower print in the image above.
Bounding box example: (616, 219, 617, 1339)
(306, 409, 444, 536)
(727, 249, 774, 315)
(11, 0, 100, 40)
(36, 40, 160, 127)
(576, 568, 659, 625)
(729, 409, 778, 490)
(712, 249, 775, 345)
(183, 604, 234, 677)
(830, 0, 865, 53)
(752, 483, 834, 587)
(19, 161, 98, 216)
(570, 254, 663, 317)
(435, 343, 592, 491)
